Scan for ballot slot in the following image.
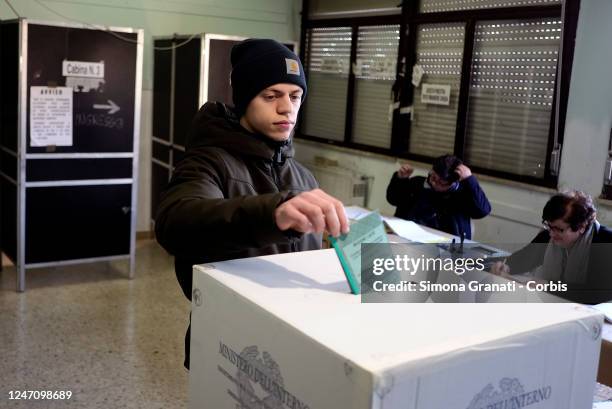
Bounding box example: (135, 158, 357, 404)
(437, 236, 510, 268)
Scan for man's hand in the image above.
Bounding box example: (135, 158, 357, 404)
(397, 164, 414, 179)
(275, 189, 350, 238)
(455, 164, 472, 181)
(490, 261, 511, 277)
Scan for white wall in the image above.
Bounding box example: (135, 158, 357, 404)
(0, 0, 301, 232)
(295, 0, 612, 246)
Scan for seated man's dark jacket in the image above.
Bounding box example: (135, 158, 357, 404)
(386, 173, 491, 239)
(155, 102, 322, 301)
(507, 223, 612, 304)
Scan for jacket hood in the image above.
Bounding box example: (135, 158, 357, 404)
(186, 102, 295, 161)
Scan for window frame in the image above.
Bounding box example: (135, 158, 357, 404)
(298, 12, 402, 157)
(297, 0, 581, 188)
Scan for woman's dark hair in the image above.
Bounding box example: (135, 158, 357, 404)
(432, 154, 463, 183)
(542, 191, 597, 231)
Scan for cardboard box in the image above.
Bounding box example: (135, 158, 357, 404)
(598, 324, 612, 387)
(190, 249, 603, 409)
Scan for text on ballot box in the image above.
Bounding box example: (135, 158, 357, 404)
(189, 249, 603, 409)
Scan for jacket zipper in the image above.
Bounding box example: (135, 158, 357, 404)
(273, 144, 297, 251)
(271, 164, 281, 190)
(271, 145, 283, 190)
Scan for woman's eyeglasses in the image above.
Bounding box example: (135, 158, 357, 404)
(542, 221, 569, 234)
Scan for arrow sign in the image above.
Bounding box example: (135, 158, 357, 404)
(93, 99, 120, 115)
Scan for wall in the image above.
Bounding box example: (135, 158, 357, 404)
(295, 0, 612, 247)
(0, 0, 301, 232)
(3, 0, 611, 240)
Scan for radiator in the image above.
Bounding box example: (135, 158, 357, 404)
(304, 159, 371, 207)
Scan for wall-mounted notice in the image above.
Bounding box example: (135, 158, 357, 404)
(30, 86, 73, 147)
(421, 83, 451, 106)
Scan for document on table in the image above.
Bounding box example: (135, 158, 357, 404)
(382, 216, 450, 243)
(343, 205, 371, 221)
(329, 211, 388, 295)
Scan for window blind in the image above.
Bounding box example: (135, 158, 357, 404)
(302, 27, 352, 141)
(409, 23, 465, 158)
(420, 0, 561, 13)
(352, 24, 400, 148)
(464, 18, 561, 178)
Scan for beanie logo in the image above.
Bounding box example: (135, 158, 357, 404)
(285, 58, 300, 76)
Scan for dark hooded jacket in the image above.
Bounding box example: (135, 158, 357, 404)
(155, 102, 322, 300)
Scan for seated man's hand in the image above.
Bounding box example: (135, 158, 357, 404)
(397, 164, 414, 179)
(275, 189, 350, 238)
(490, 261, 511, 278)
(455, 164, 472, 181)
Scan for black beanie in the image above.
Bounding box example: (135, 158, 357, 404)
(230, 39, 307, 114)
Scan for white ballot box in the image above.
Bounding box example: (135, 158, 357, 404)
(189, 249, 603, 409)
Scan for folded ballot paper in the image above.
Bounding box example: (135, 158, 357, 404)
(343, 206, 449, 243)
(330, 209, 452, 295)
(189, 250, 604, 409)
(329, 211, 388, 295)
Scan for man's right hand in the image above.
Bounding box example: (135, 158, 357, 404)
(275, 189, 350, 238)
(490, 261, 511, 277)
(397, 164, 414, 179)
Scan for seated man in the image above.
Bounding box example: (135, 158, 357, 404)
(386, 154, 491, 239)
(491, 191, 612, 304)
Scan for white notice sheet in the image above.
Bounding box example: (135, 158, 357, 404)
(30, 86, 73, 147)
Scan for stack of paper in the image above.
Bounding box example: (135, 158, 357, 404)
(382, 216, 450, 243)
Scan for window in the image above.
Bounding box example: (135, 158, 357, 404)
(298, 0, 578, 187)
(464, 19, 561, 178)
(352, 24, 400, 148)
(419, 0, 561, 13)
(302, 27, 352, 142)
(409, 23, 465, 157)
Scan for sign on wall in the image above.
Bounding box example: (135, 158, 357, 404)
(421, 83, 451, 106)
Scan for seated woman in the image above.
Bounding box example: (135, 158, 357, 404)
(491, 191, 612, 304)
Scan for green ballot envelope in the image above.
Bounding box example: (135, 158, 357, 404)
(329, 211, 389, 294)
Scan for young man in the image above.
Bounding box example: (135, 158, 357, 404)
(155, 39, 349, 368)
(386, 154, 491, 239)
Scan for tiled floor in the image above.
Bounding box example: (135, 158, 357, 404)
(0, 240, 189, 408)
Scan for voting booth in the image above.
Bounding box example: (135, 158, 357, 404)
(189, 249, 603, 409)
(150, 33, 247, 226)
(0, 19, 143, 291)
(150, 34, 297, 225)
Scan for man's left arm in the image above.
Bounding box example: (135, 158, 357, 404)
(456, 165, 491, 219)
